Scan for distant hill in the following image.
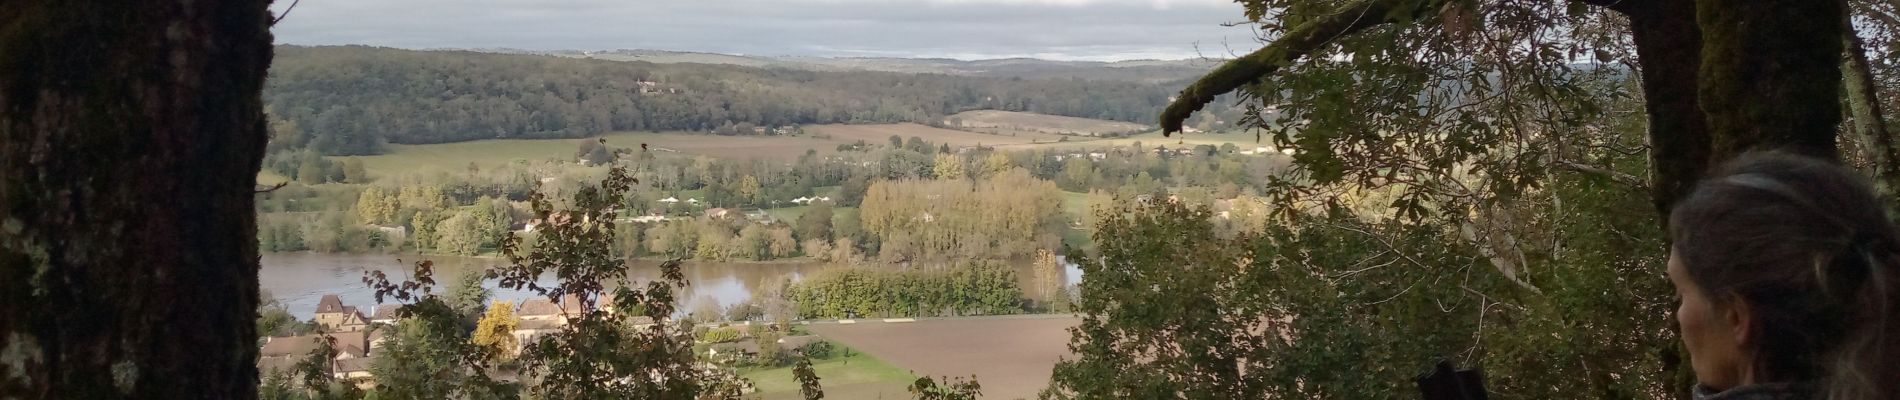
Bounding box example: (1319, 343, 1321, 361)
(474, 48, 1222, 83)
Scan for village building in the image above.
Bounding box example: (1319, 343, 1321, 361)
(369, 305, 399, 325)
(313, 294, 369, 332)
(517, 298, 564, 322)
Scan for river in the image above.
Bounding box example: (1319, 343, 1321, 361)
(260, 253, 1080, 319)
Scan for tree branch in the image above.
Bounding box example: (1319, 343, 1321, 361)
(1573, 0, 1635, 13)
(1554, 160, 1645, 187)
(1841, 12, 1900, 198)
(1160, 0, 1453, 135)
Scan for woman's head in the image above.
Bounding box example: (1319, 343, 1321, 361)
(1668, 152, 1898, 399)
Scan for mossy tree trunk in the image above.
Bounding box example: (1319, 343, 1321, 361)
(0, 1, 274, 398)
(1695, 0, 1845, 162)
(1624, 0, 1711, 218)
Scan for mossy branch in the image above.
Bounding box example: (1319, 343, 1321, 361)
(1159, 0, 1451, 135)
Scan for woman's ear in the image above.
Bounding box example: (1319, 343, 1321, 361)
(1723, 295, 1755, 346)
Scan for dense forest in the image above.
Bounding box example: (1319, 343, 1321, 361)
(264, 45, 1210, 155)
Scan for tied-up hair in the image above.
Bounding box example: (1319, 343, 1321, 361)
(1670, 152, 1899, 400)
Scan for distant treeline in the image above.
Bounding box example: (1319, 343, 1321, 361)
(264, 45, 1185, 155)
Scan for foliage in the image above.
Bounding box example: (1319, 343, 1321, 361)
(700, 327, 744, 344)
(793, 355, 824, 400)
(754, 329, 787, 367)
(258, 291, 311, 338)
(347, 154, 754, 398)
(860, 169, 1065, 260)
(443, 269, 491, 325)
(472, 300, 519, 363)
(1030, 249, 1067, 313)
(369, 302, 513, 400)
(491, 159, 752, 398)
(1048, 171, 1674, 399)
(909, 376, 982, 400)
(788, 262, 1023, 319)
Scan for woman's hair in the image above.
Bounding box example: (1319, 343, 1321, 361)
(1670, 152, 1899, 400)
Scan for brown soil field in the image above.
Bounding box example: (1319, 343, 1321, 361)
(807, 123, 1072, 147)
(946, 110, 1150, 137)
(806, 316, 1081, 400)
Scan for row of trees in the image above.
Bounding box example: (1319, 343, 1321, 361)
(787, 262, 1024, 319)
(858, 169, 1067, 261)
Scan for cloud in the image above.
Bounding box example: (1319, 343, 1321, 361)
(269, 0, 1263, 61)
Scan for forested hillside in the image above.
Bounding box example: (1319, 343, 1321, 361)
(265, 45, 1201, 155)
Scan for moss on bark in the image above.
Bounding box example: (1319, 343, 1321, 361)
(0, 1, 273, 398)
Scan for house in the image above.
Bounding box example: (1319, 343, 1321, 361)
(511, 319, 565, 357)
(631, 214, 667, 223)
(368, 225, 407, 241)
(705, 208, 731, 219)
(313, 295, 369, 332)
(517, 298, 564, 322)
(791, 197, 812, 204)
(707, 341, 761, 360)
(658, 197, 680, 204)
(1088, 152, 1107, 160)
(258, 331, 378, 385)
(686, 198, 701, 205)
(559, 293, 587, 316)
(333, 357, 376, 382)
(777, 335, 823, 351)
(369, 305, 399, 325)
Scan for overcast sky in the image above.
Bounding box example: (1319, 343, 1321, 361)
(269, 0, 1265, 61)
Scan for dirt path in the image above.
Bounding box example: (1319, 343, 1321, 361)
(805, 315, 1081, 400)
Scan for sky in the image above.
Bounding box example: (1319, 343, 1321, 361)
(268, 0, 1265, 61)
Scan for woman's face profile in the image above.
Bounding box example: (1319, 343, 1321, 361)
(1668, 249, 1749, 390)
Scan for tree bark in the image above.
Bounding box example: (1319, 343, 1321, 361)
(1624, 0, 1711, 218)
(1840, 16, 1900, 198)
(1696, 0, 1846, 162)
(0, 1, 273, 398)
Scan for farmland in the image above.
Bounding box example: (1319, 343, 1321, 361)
(805, 122, 1072, 146)
(330, 121, 1173, 178)
(805, 316, 1081, 400)
(946, 110, 1151, 137)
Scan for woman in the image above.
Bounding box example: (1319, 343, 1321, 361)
(1669, 152, 1900, 400)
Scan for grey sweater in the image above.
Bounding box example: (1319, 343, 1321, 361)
(1693, 383, 1817, 400)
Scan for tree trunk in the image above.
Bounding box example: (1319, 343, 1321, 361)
(1696, 0, 1846, 162)
(1840, 15, 1900, 199)
(1625, 0, 1712, 219)
(0, 1, 273, 398)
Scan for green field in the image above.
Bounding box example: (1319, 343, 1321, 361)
(339, 131, 696, 176)
(741, 346, 914, 399)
